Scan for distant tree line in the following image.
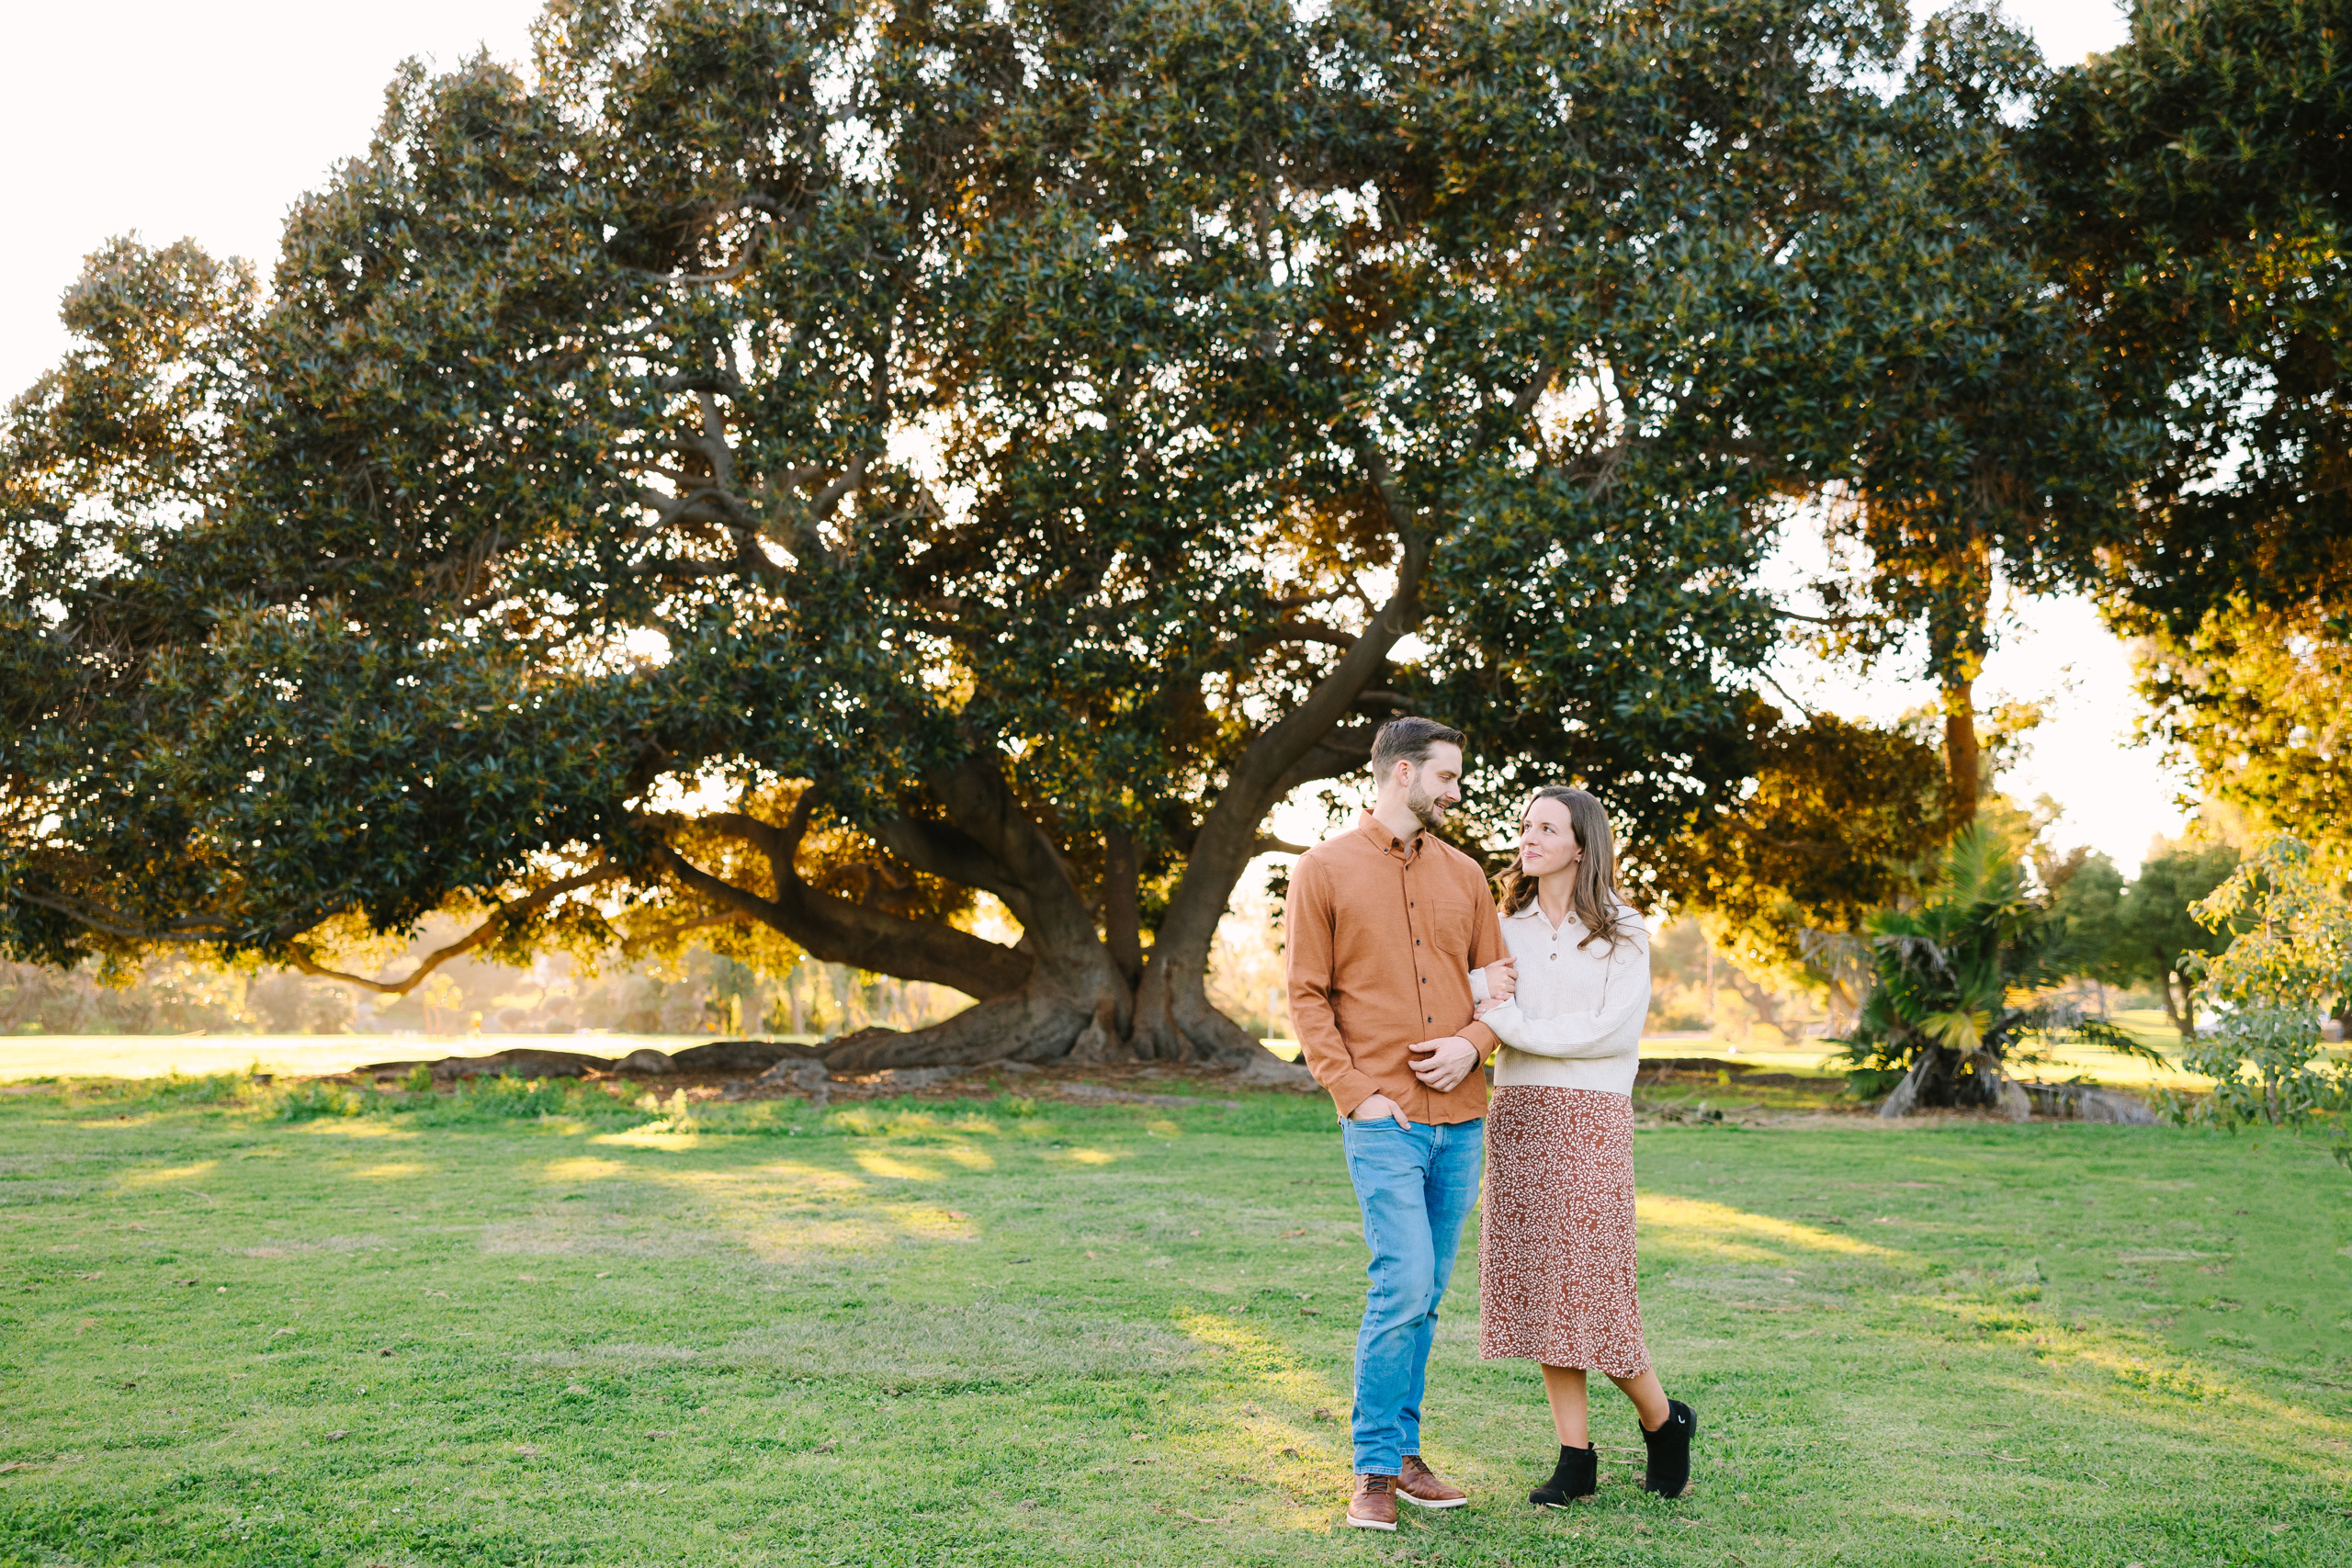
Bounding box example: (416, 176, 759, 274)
(0, 942, 960, 1041)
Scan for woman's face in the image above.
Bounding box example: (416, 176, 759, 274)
(1518, 796, 1582, 877)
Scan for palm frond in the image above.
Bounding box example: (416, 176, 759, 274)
(2057, 1017, 2170, 1066)
(1917, 1009, 1987, 1050)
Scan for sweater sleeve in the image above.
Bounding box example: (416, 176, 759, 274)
(1483, 922, 1650, 1059)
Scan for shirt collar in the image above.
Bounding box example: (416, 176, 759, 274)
(1355, 810, 1421, 862)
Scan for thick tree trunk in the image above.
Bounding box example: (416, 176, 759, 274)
(1129, 951, 1268, 1066)
(1122, 537, 1433, 1064)
(1943, 675, 1979, 827)
(679, 513, 1433, 1073)
(2154, 960, 2194, 1043)
(1102, 826, 1143, 989)
(820, 970, 1104, 1069)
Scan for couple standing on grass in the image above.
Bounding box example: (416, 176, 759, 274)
(1285, 716, 1697, 1531)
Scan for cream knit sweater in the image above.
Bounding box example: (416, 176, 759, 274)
(1467, 897, 1650, 1097)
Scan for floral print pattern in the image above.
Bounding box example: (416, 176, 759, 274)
(1478, 1086, 1650, 1376)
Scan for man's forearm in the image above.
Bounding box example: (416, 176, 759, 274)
(1291, 991, 1378, 1116)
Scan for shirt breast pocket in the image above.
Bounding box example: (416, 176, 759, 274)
(1428, 897, 1476, 955)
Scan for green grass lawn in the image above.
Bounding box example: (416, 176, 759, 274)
(3, 1073, 2349, 1567)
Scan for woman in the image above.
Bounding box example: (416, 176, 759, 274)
(1470, 784, 1697, 1506)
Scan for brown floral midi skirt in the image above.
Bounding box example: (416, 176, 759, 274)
(1478, 1086, 1650, 1376)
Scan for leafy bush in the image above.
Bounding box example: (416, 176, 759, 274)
(635, 1088, 700, 1135)
(284, 1072, 643, 1129)
(155, 1069, 266, 1104)
(2184, 838, 2352, 1144)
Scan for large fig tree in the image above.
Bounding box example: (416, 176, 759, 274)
(2, 0, 2093, 1068)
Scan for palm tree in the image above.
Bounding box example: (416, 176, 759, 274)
(1838, 825, 2156, 1118)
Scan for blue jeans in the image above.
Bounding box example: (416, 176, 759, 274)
(1338, 1115, 1485, 1476)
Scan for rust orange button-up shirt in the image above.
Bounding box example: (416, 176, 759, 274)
(1284, 812, 1508, 1122)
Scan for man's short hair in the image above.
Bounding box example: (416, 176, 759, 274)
(1370, 716, 1466, 776)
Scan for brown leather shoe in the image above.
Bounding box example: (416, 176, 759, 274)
(1398, 1453, 1469, 1508)
(1346, 1473, 1399, 1531)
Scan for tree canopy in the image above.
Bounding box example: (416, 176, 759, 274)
(1655, 703, 1948, 1014)
(2, 0, 2153, 1066)
(1794, 3, 2143, 824)
(2032, 0, 2352, 848)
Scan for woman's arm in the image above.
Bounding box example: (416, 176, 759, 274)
(1481, 931, 1649, 1059)
(1466, 956, 1517, 1007)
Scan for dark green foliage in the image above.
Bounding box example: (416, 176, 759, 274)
(2041, 844, 2127, 968)
(1796, 2, 2146, 817)
(1841, 828, 2056, 1062)
(2, 0, 2139, 1066)
(2040, 840, 2241, 1045)
(1840, 1064, 1908, 1100)
(2032, 0, 2352, 846)
(2033, 0, 2352, 643)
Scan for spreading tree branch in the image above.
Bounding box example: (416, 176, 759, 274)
(282, 864, 625, 996)
(671, 793, 1040, 998)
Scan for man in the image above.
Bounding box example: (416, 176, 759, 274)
(1284, 716, 1515, 1531)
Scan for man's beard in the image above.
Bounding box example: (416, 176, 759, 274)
(1406, 773, 1449, 831)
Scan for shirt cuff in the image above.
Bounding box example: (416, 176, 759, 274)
(1323, 1068, 1385, 1121)
(1469, 968, 1489, 1003)
(1462, 1018, 1499, 1055)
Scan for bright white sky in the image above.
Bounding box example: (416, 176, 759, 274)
(2, 2, 2177, 871)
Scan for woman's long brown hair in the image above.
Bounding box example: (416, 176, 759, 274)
(1496, 785, 1628, 951)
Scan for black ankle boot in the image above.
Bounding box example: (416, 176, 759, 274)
(1530, 1444, 1598, 1508)
(1639, 1398, 1697, 1497)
